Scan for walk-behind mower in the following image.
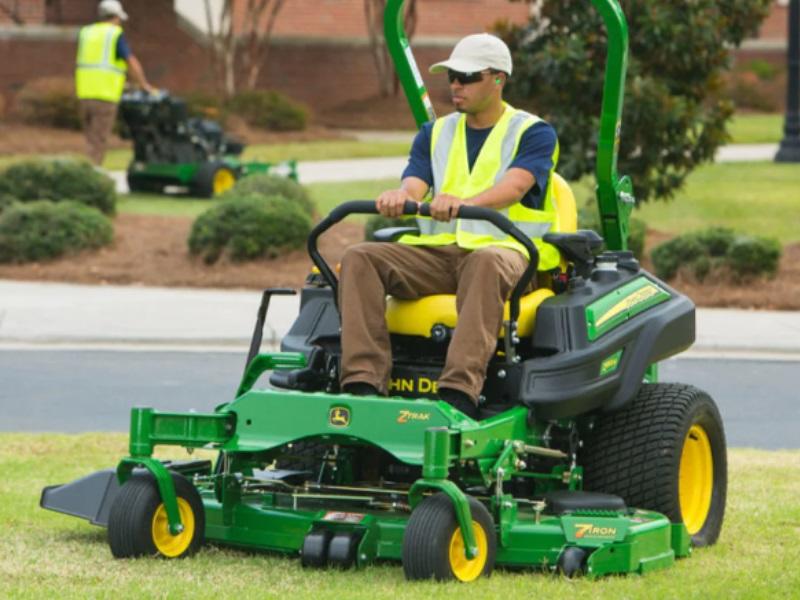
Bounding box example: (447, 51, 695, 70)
(119, 90, 297, 198)
(41, 0, 727, 582)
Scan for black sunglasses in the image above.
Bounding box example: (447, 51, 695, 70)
(447, 69, 491, 85)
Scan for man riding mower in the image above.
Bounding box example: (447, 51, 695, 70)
(41, 0, 727, 583)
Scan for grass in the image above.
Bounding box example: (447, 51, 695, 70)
(633, 162, 800, 243)
(2, 433, 798, 599)
(117, 179, 400, 220)
(101, 139, 411, 171)
(118, 161, 799, 247)
(726, 113, 783, 145)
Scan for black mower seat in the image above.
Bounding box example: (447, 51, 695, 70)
(385, 289, 554, 339)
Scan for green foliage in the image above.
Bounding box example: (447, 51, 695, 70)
(364, 214, 417, 241)
(188, 194, 311, 263)
(0, 201, 113, 263)
(745, 59, 780, 82)
(0, 159, 116, 215)
(15, 77, 82, 130)
(0, 194, 15, 214)
(726, 236, 781, 279)
(502, 0, 772, 202)
(226, 91, 308, 132)
(650, 227, 781, 282)
(224, 173, 314, 216)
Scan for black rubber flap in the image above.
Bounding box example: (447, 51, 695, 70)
(544, 490, 627, 515)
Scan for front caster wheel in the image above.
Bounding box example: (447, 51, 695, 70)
(108, 472, 204, 559)
(402, 493, 496, 582)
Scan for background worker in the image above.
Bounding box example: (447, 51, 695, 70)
(75, 0, 155, 165)
(338, 34, 559, 419)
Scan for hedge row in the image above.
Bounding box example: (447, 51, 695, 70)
(0, 201, 113, 263)
(14, 78, 307, 132)
(0, 159, 116, 215)
(651, 227, 781, 282)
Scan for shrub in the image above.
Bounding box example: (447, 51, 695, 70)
(0, 159, 116, 215)
(503, 0, 772, 202)
(182, 91, 226, 120)
(224, 173, 314, 216)
(15, 77, 81, 130)
(226, 90, 307, 132)
(650, 227, 781, 282)
(0, 201, 113, 263)
(0, 194, 15, 214)
(364, 214, 417, 241)
(188, 194, 311, 263)
(726, 236, 781, 279)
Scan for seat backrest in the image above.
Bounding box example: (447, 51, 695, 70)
(551, 172, 578, 234)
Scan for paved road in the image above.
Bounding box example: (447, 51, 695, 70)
(1, 350, 797, 449)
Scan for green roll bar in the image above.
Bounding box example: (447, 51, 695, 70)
(383, 0, 633, 250)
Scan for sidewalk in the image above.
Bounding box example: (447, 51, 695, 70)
(107, 143, 777, 194)
(1, 280, 798, 359)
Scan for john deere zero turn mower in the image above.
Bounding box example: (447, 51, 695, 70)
(119, 90, 297, 198)
(41, 0, 726, 581)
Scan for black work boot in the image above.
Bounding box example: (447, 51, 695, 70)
(342, 382, 380, 396)
(438, 387, 480, 420)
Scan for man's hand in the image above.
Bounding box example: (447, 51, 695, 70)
(376, 189, 416, 218)
(430, 194, 465, 221)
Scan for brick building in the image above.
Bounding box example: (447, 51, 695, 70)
(0, 0, 792, 117)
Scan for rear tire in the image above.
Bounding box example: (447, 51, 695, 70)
(402, 493, 496, 582)
(581, 383, 727, 546)
(108, 472, 204, 558)
(191, 161, 237, 198)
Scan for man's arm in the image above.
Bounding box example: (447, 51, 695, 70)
(429, 168, 534, 221)
(126, 55, 156, 93)
(376, 176, 429, 218)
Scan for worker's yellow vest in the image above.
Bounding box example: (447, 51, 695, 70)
(400, 103, 561, 270)
(75, 22, 128, 103)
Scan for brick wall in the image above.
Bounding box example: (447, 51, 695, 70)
(259, 0, 530, 39)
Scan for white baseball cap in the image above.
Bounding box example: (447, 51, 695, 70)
(430, 33, 513, 76)
(99, 0, 129, 21)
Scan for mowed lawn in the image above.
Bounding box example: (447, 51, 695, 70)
(2, 433, 799, 599)
(119, 161, 798, 247)
(633, 162, 800, 244)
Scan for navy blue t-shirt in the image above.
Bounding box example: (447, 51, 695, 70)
(401, 119, 557, 210)
(115, 33, 131, 60)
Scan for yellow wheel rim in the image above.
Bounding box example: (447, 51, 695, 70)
(447, 520, 488, 582)
(151, 498, 195, 557)
(212, 168, 236, 195)
(679, 424, 714, 535)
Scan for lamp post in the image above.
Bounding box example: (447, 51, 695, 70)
(776, 0, 800, 162)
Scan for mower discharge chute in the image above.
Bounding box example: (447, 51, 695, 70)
(41, 0, 727, 582)
(119, 90, 297, 198)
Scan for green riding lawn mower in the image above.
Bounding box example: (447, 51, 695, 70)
(41, 0, 727, 582)
(120, 90, 297, 198)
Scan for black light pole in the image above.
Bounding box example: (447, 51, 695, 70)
(776, 0, 800, 162)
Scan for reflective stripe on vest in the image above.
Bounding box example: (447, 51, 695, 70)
(401, 103, 561, 270)
(75, 23, 127, 103)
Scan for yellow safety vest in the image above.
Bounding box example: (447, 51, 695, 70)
(400, 103, 561, 270)
(75, 22, 128, 103)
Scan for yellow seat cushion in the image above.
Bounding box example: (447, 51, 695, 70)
(386, 288, 554, 339)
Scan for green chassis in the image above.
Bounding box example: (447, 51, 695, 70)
(116, 352, 691, 577)
(127, 157, 299, 191)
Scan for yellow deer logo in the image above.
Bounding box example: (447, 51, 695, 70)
(329, 407, 350, 427)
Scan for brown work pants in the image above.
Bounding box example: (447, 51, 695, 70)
(80, 99, 118, 165)
(339, 242, 529, 403)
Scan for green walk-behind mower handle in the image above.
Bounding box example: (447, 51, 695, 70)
(307, 200, 539, 327)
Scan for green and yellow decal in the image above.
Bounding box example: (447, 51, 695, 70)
(586, 278, 670, 341)
(599, 350, 623, 377)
